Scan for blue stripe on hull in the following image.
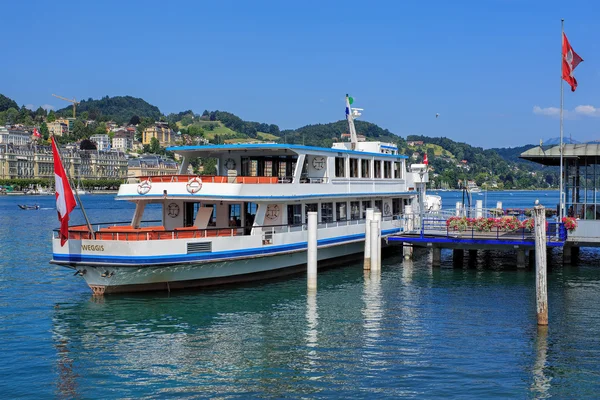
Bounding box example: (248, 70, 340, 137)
(53, 228, 402, 265)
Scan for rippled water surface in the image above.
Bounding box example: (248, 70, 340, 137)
(2, 191, 600, 399)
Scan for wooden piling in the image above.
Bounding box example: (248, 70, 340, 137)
(533, 204, 548, 326)
(307, 211, 318, 290)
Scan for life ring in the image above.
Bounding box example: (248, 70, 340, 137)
(186, 177, 202, 194)
(137, 179, 152, 195)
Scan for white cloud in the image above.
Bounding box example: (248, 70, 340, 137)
(41, 104, 55, 111)
(533, 106, 561, 117)
(534, 104, 600, 118)
(574, 105, 600, 117)
(25, 104, 35, 110)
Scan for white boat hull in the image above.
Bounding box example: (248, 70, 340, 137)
(52, 222, 401, 294)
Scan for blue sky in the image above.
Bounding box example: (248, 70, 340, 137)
(2, 0, 599, 148)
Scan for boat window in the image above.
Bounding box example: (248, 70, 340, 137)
(336, 202, 347, 221)
(264, 159, 273, 176)
(361, 200, 371, 219)
(384, 161, 392, 178)
(393, 198, 401, 215)
(229, 204, 241, 227)
(361, 159, 370, 178)
(287, 204, 302, 225)
(250, 159, 258, 176)
(335, 157, 345, 178)
(350, 201, 360, 220)
(394, 162, 403, 179)
(374, 160, 382, 178)
(350, 158, 359, 178)
(305, 203, 318, 223)
(321, 202, 334, 223)
(374, 200, 383, 213)
(184, 202, 198, 227)
(278, 160, 287, 179)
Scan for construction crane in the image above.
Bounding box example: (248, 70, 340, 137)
(52, 94, 80, 118)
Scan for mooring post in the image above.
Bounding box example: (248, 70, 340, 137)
(370, 220, 380, 272)
(533, 204, 548, 326)
(374, 211, 382, 262)
(307, 211, 318, 290)
(364, 208, 374, 270)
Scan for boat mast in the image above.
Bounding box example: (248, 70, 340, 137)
(345, 94, 362, 148)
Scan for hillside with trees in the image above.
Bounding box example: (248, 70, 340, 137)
(0, 92, 560, 189)
(56, 95, 162, 124)
(281, 120, 406, 148)
(406, 135, 557, 190)
(0, 94, 18, 112)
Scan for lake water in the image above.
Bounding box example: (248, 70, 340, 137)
(2, 191, 600, 399)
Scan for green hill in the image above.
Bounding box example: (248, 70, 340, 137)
(280, 120, 405, 148)
(56, 95, 162, 124)
(0, 94, 18, 112)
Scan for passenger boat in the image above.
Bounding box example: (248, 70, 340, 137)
(50, 96, 428, 294)
(466, 180, 481, 193)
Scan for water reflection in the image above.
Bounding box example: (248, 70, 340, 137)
(531, 326, 551, 398)
(305, 289, 319, 367)
(362, 270, 383, 357)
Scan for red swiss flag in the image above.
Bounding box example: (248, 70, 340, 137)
(52, 137, 77, 246)
(562, 32, 583, 92)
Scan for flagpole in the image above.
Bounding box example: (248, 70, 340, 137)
(559, 18, 565, 221)
(58, 142, 95, 239)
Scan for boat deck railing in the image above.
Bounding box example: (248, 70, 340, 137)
(135, 175, 299, 184)
(56, 215, 401, 242)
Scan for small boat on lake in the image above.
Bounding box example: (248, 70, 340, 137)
(18, 204, 40, 210)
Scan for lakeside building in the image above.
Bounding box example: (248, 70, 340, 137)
(142, 122, 174, 146)
(56, 118, 76, 133)
(112, 130, 134, 152)
(90, 134, 111, 151)
(0, 127, 33, 146)
(521, 143, 600, 245)
(0, 144, 129, 181)
(47, 121, 68, 136)
(126, 154, 180, 178)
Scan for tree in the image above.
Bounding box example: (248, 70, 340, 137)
(95, 122, 107, 136)
(0, 94, 18, 112)
(4, 107, 17, 125)
(17, 105, 32, 124)
(269, 124, 280, 136)
(35, 107, 47, 123)
(150, 137, 161, 153)
(47, 110, 56, 123)
(72, 120, 90, 140)
(129, 115, 140, 125)
(80, 139, 97, 150)
(40, 122, 50, 140)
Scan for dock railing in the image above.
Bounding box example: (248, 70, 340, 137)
(400, 209, 567, 243)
